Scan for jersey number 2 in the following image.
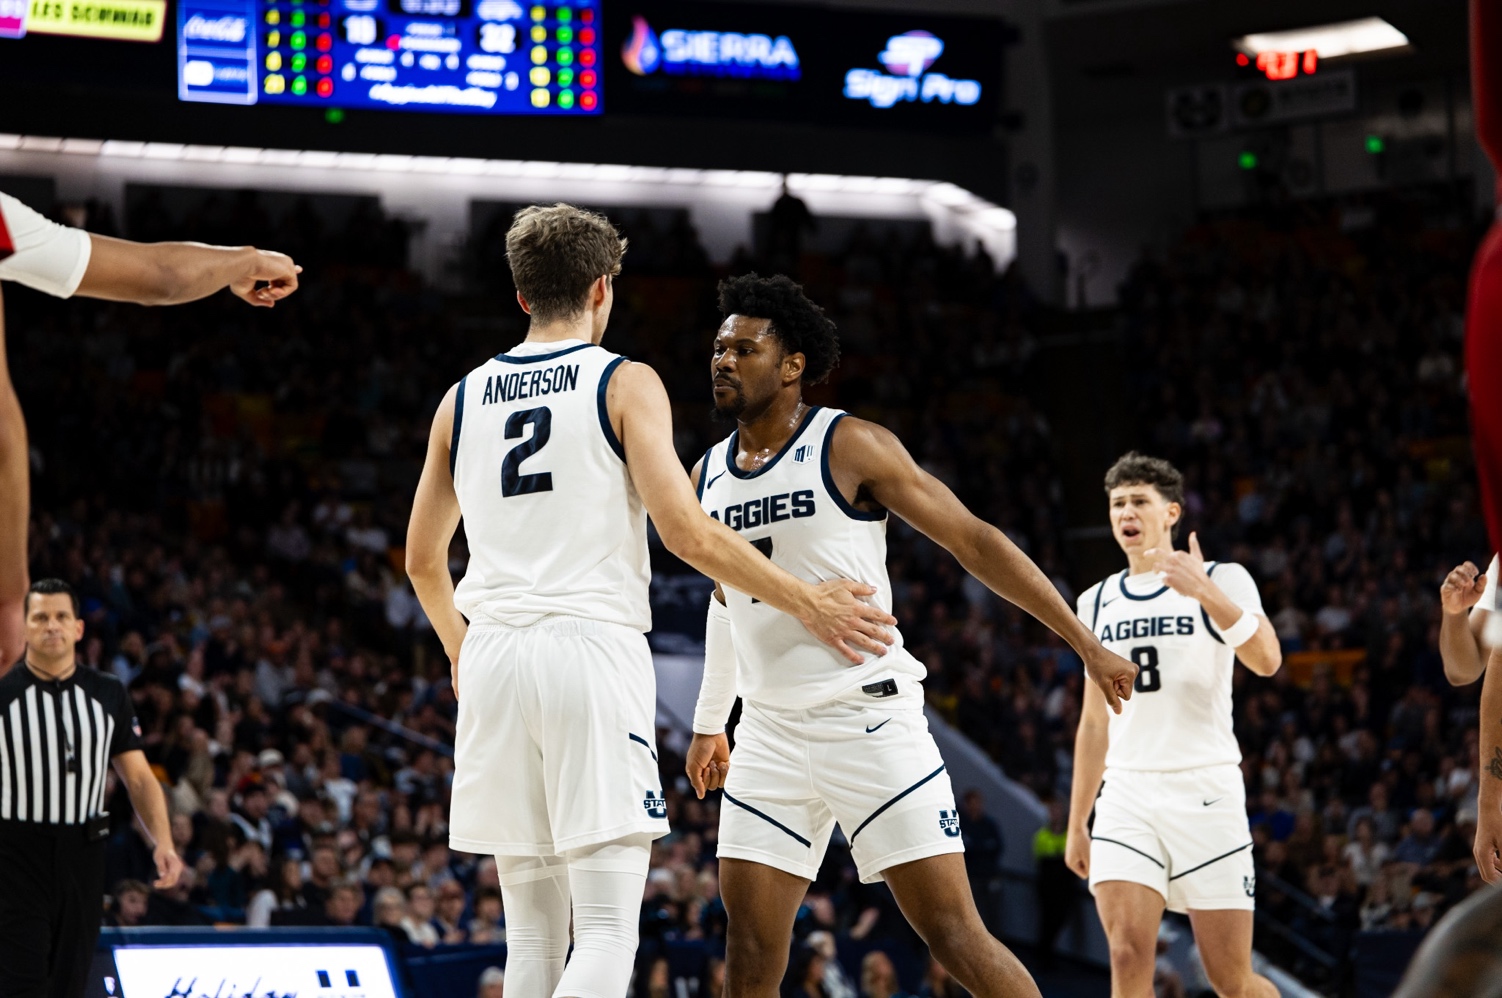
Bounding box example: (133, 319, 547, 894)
(1130, 646, 1160, 693)
(502, 407, 553, 497)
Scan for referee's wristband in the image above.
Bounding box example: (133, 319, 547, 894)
(1219, 610, 1259, 648)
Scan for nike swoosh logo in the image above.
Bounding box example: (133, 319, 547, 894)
(1101, 596, 1120, 608)
(865, 719, 891, 734)
(704, 470, 727, 490)
(1203, 798, 1222, 806)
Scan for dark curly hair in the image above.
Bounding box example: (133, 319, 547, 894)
(716, 273, 840, 384)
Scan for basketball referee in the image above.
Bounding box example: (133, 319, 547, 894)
(0, 579, 182, 998)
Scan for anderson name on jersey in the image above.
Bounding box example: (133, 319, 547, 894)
(1076, 562, 1264, 772)
(451, 340, 651, 632)
(697, 406, 924, 709)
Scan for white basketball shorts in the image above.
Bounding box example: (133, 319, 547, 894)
(448, 617, 669, 857)
(1088, 764, 1255, 913)
(719, 682, 963, 884)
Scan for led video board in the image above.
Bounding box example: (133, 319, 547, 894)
(177, 0, 602, 113)
(605, 0, 1004, 134)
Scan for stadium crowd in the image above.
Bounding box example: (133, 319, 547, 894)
(1, 184, 1489, 994)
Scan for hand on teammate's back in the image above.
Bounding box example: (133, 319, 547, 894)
(1442, 560, 1489, 616)
(686, 732, 730, 799)
(1084, 645, 1137, 714)
(799, 579, 896, 664)
(229, 249, 302, 307)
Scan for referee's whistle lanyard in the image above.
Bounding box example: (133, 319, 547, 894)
(24, 662, 82, 776)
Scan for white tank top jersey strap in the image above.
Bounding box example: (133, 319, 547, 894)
(451, 339, 651, 631)
(697, 406, 925, 709)
(0, 191, 92, 298)
(1076, 561, 1265, 773)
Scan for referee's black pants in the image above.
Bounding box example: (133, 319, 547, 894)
(0, 822, 106, 998)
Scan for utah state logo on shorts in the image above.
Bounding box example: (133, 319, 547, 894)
(939, 810, 962, 837)
(1243, 874, 1256, 898)
(643, 791, 667, 819)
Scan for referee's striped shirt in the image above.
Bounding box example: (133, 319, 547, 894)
(0, 662, 142, 827)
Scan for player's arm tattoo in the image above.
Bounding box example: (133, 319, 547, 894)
(1490, 745, 1502, 783)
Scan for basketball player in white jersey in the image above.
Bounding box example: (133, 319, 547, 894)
(403, 207, 895, 998)
(1065, 453, 1283, 998)
(0, 190, 301, 663)
(683, 274, 1139, 998)
(1439, 555, 1498, 684)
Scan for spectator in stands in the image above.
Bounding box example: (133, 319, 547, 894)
(958, 789, 1004, 928)
(860, 952, 910, 998)
(467, 886, 505, 944)
(1343, 817, 1391, 889)
(477, 967, 505, 998)
(806, 931, 857, 998)
(372, 886, 409, 946)
(303, 843, 342, 909)
(320, 883, 363, 927)
(401, 883, 440, 947)
(1031, 798, 1073, 969)
(247, 856, 308, 927)
(1348, 784, 1402, 845)
(107, 880, 151, 927)
(230, 780, 274, 852)
(433, 878, 468, 945)
(1395, 810, 1445, 868)
(787, 944, 830, 998)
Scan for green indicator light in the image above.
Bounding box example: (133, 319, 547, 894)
(556, 6, 569, 20)
(290, 9, 304, 24)
(558, 88, 574, 108)
(556, 25, 571, 43)
(557, 67, 573, 86)
(325, 107, 345, 123)
(556, 46, 572, 64)
(290, 29, 306, 48)
(1238, 151, 1257, 170)
(1365, 134, 1385, 154)
(291, 74, 308, 95)
(291, 52, 307, 71)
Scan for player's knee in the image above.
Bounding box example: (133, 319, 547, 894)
(1201, 961, 1257, 998)
(1107, 935, 1155, 975)
(725, 924, 788, 985)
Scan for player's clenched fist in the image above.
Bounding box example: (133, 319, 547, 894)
(230, 249, 302, 307)
(686, 732, 730, 800)
(1442, 561, 1489, 616)
(1475, 798, 1502, 884)
(1084, 645, 1136, 714)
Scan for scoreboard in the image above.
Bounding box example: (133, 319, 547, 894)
(178, 0, 602, 113)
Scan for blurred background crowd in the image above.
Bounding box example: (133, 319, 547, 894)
(3, 180, 1488, 996)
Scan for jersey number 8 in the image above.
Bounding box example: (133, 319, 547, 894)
(502, 407, 553, 497)
(1130, 646, 1160, 694)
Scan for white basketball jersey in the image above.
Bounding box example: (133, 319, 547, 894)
(698, 407, 924, 709)
(1077, 562, 1263, 772)
(451, 340, 651, 631)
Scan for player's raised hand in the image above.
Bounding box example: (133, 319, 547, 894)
(230, 249, 302, 307)
(1150, 531, 1211, 600)
(1085, 644, 1136, 714)
(1442, 561, 1488, 616)
(800, 579, 896, 664)
(686, 732, 731, 800)
(1475, 801, 1502, 884)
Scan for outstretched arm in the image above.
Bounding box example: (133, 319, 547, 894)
(610, 361, 895, 664)
(0, 193, 300, 307)
(0, 288, 25, 665)
(77, 235, 300, 308)
(405, 384, 470, 690)
(829, 416, 1136, 712)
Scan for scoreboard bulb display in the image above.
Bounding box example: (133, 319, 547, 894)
(1236, 49, 1318, 81)
(179, 0, 601, 113)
